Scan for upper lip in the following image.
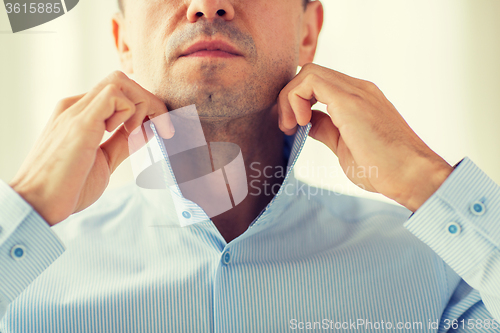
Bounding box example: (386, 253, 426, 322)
(180, 39, 243, 57)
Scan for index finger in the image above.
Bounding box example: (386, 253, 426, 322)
(74, 71, 175, 138)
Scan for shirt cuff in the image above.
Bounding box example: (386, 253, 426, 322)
(0, 180, 65, 316)
(404, 157, 500, 277)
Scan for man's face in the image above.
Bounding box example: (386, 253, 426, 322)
(117, 0, 314, 120)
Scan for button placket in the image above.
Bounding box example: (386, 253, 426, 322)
(221, 250, 231, 265)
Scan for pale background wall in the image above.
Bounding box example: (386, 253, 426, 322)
(1, 0, 499, 207)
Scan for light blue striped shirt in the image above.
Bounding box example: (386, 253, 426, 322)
(1, 125, 499, 332)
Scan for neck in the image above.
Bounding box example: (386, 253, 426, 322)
(200, 105, 285, 243)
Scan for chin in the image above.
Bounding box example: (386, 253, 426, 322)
(193, 92, 261, 120)
(160, 78, 264, 119)
(156, 59, 294, 120)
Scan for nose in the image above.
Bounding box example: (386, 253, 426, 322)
(186, 0, 235, 22)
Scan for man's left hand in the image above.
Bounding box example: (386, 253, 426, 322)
(277, 63, 453, 212)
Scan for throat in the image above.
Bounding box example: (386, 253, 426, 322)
(198, 107, 286, 243)
(211, 168, 284, 243)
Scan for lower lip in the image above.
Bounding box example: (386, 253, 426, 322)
(183, 50, 240, 58)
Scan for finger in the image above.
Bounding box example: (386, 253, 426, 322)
(72, 72, 174, 138)
(308, 110, 340, 155)
(72, 71, 134, 111)
(103, 117, 160, 173)
(148, 111, 175, 139)
(125, 102, 174, 139)
(101, 123, 155, 175)
(299, 64, 367, 93)
(129, 116, 155, 147)
(294, 73, 357, 127)
(278, 68, 333, 134)
(278, 83, 300, 135)
(100, 125, 133, 174)
(84, 84, 136, 132)
(289, 88, 313, 126)
(279, 74, 325, 132)
(119, 79, 171, 136)
(52, 94, 86, 118)
(277, 100, 298, 135)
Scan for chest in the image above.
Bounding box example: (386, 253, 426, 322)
(3, 226, 453, 333)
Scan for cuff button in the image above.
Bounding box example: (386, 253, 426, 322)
(446, 222, 461, 236)
(10, 245, 26, 261)
(470, 201, 486, 216)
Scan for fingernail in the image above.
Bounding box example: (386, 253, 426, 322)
(169, 121, 175, 133)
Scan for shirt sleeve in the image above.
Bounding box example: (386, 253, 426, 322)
(404, 157, 500, 322)
(437, 279, 499, 332)
(0, 180, 65, 320)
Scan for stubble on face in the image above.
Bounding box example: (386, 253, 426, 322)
(150, 19, 297, 121)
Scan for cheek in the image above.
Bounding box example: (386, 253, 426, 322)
(250, 7, 302, 68)
(128, 7, 178, 89)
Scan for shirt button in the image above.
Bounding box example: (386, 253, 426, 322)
(446, 222, 461, 236)
(470, 201, 486, 216)
(10, 245, 26, 260)
(182, 210, 192, 219)
(222, 250, 231, 265)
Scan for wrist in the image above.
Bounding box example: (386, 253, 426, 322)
(398, 156, 453, 212)
(9, 179, 54, 226)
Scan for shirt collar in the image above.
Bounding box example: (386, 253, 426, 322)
(137, 122, 312, 230)
(248, 123, 311, 227)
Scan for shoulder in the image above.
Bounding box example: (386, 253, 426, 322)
(293, 179, 412, 224)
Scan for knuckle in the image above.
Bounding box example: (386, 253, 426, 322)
(104, 83, 121, 96)
(55, 97, 73, 111)
(346, 94, 364, 107)
(304, 73, 320, 85)
(128, 102, 137, 113)
(120, 99, 134, 114)
(362, 80, 378, 92)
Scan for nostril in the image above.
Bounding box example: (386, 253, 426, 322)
(216, 9, 226, 16)
(196, 12, 203, 17)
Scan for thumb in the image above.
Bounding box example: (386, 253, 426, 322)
(309, 110, 341, 155)
(100, 122, 154, 174)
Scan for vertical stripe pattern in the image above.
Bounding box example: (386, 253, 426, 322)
(0, 127, 499, 332)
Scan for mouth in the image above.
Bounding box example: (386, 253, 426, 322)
(179, 40, 243, 59)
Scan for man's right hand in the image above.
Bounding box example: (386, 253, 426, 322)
(8, 71, 175, 226)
